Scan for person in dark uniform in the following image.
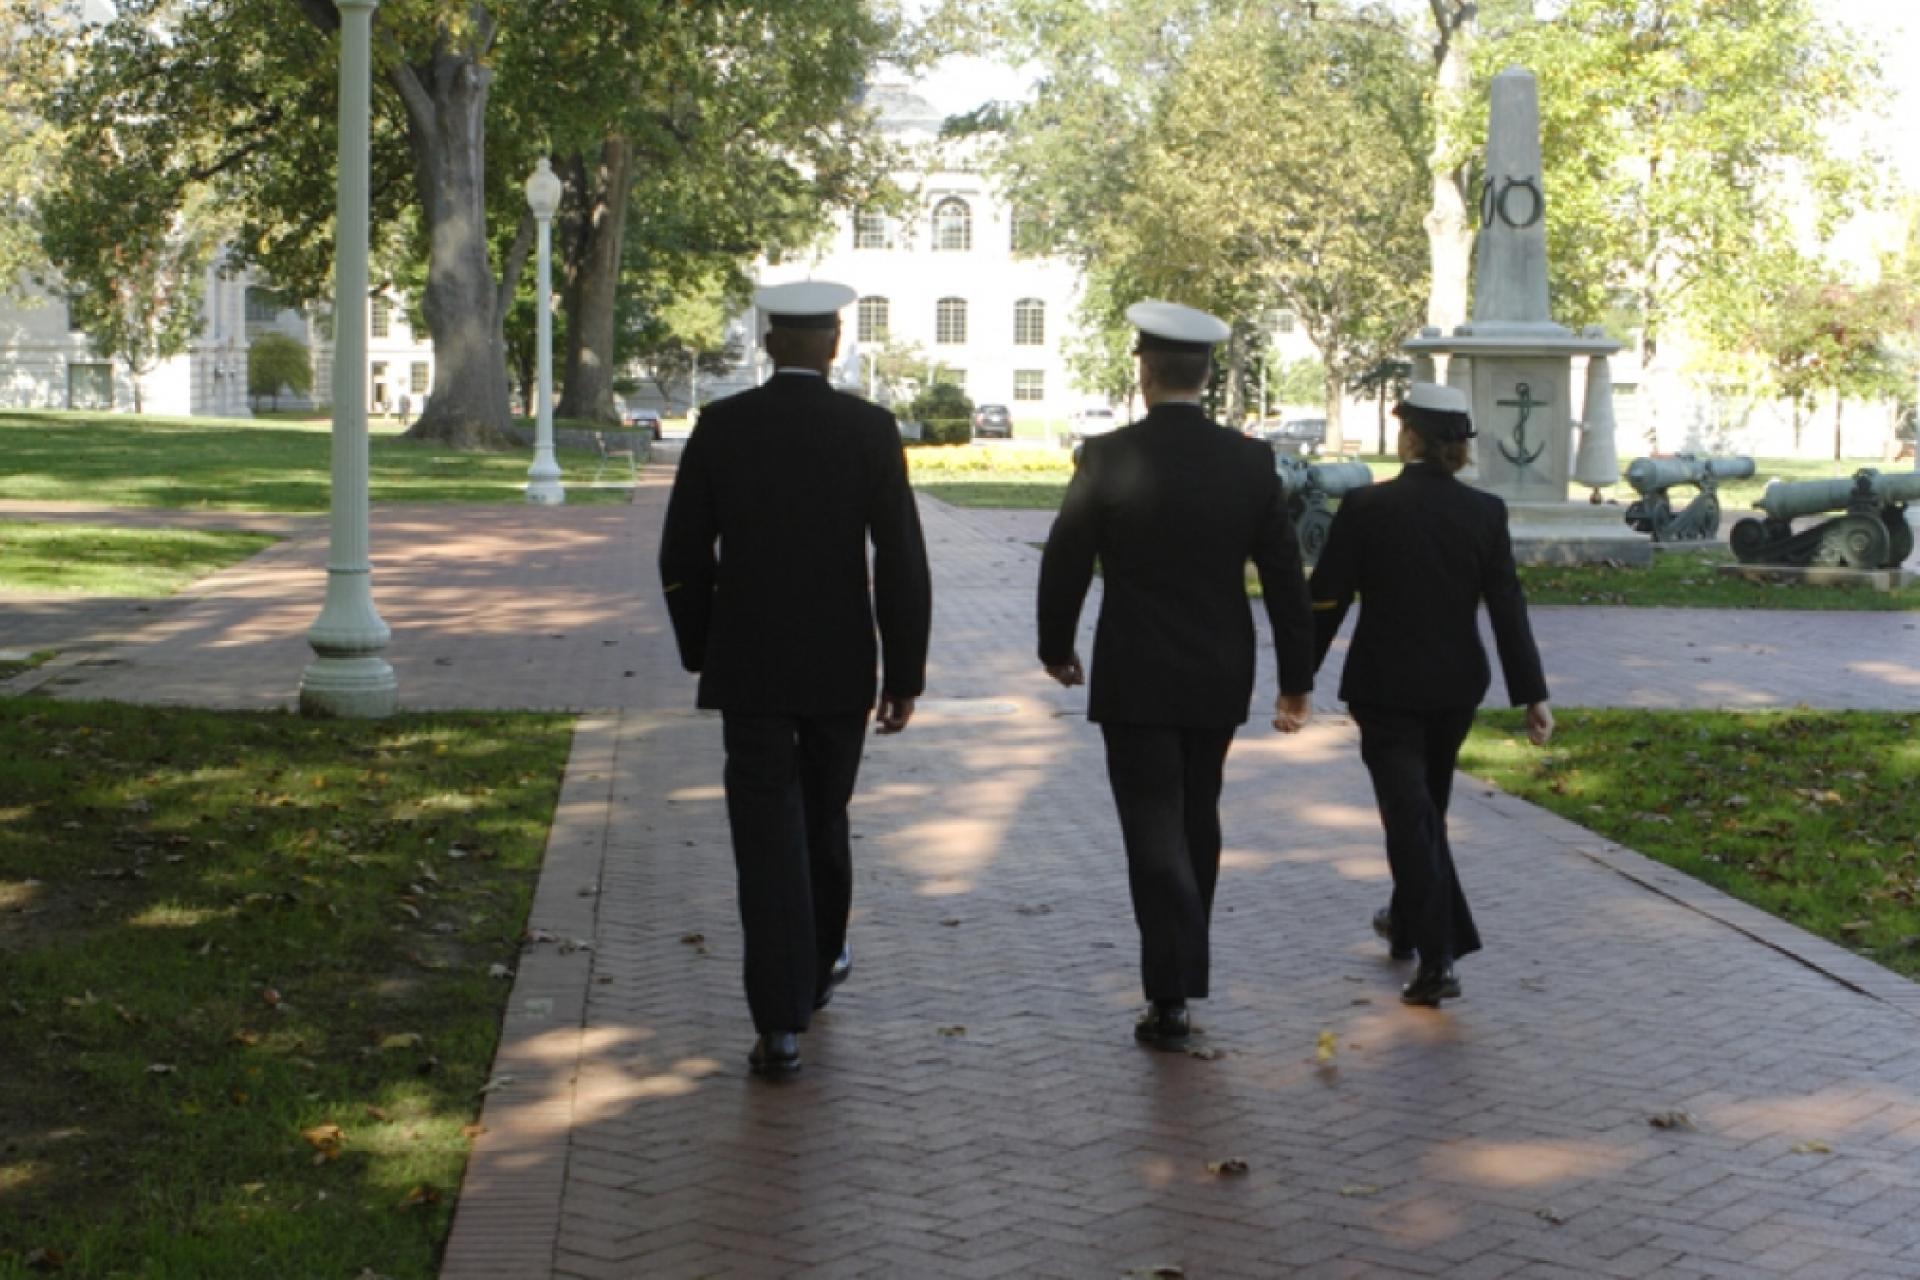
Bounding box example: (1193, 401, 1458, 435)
(659, 280, 932, 1078)
(1037, 299, 1316, 1050)
(1308, 382, 1553, 1007)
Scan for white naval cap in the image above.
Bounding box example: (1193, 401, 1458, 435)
(1126, 299, 1231, 352)
(753, 280, 857, 329)
(1394, 381, 1476, 440)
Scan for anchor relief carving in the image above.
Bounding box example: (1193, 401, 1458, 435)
(1496, 381, 1548, 468)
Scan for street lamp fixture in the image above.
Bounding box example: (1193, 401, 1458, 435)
(524, 157, 566, 505)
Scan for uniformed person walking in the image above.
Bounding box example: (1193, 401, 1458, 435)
(1308, 382, 1553, 1007)
(1037, 299, 1316, 1050)
(659, 280, 932, 1077)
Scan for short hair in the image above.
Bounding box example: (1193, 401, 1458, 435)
(763, 324, 838, 367)
(1402, 426, 1471, 474)
(1139, 347, 1211, 393)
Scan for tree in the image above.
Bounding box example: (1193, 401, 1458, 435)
(0, 0, 58, 296)
(248, 332, 314, 409)
(1743, 275, 1918, 459)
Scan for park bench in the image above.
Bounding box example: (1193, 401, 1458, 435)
(592, 432, 637, 485)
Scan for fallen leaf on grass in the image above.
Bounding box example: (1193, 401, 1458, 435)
(1338, 1184, 1378, 1198)
(1206, 1157, 1250, 1176)
(261, 987, 282, 1007)
(398, 1184, 442, 1210)
(62, 991, 98, 1009)
(379, 1033, 423, 1051)
(1840, 920, 1872, 935)
(460, 1123, 487, 1140)
(487, 963, 514, 979)
(23, 1246, 66, 1271)
(1790, 1139, 1832, 1155)
(302, 1123, 345, 1162)
(365, 1105, 392, 1122)
(1648, 1111, 1696, 1131)
(146, 1063, 175, 1074)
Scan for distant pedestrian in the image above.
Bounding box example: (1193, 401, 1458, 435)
(1037, 299, 1315, 1052)
(397, 392, 411, 425)
(659, 280, 933, 1079)
(1309, 382, 1553, 1007)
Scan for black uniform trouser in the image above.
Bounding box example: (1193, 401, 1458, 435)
(721, 711, 867, 1033)
(1351, 703, 1483, 967)
(1100, 722, 1237, 1003)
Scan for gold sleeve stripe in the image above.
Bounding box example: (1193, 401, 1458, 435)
(664, 582, 683, 593)
(1311, 599, 1342, 611)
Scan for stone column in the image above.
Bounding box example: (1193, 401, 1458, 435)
(299, 0, 396, 718)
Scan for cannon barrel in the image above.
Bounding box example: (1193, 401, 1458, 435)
(1275, 458, 1373, 498)
(1624, 455, 1754, 495)
(1756, 470, 1920, 522)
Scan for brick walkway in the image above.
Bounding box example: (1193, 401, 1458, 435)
(5, 486, 1920, 1278)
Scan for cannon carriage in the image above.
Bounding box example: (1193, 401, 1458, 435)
(1275, 456, 1373, 562)
(1621, 454, 1754, 543)
(1729, 469, 1920, 570)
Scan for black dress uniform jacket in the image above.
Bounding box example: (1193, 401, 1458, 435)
(1038, 404, 1315, 726)
(1310, 460, 1548, 710)
(659, 373, 932, 712)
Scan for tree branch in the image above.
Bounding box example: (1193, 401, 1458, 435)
(496, 207, 535, 322)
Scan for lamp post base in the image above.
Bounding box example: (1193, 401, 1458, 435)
(299, 655, 398, 718)
(525, 479, 567, 505)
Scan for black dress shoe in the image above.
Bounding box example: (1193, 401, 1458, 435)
(1400, 962, 1461, 1008)
(748, 1031, 801, 1077)
(1133, 1000, 1191, 1050)
(812, 944, 852, 1011)
(1372, 906, 1414, 961)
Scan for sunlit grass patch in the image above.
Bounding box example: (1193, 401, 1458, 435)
(1462, 708, 1920, 979)
(0, 698, 574, 1278)
(0, 522, 279, 597)
(1517, 549, 1920, 611)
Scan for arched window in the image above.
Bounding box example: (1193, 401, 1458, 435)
(1013, 298, 1045, 346)
(935, 297, 968, 345)
(857, 296, 890, 344)
(932, 198, 971, 252)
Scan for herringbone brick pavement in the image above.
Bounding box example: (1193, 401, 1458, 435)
(6, 483, 1919, 1278)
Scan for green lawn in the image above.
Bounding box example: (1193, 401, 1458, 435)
(0, 412, 636, 511)
(1461, 709, 1920, 980)
(0, 699, 574, 1279)
(0, 522, 280, 597)
(1518, 548, 1920, 611)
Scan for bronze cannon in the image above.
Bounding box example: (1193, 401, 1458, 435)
(1729, 468, 1920, 569)
(1275, 457, 1374, 562)
(1622, 454, 1755, 543)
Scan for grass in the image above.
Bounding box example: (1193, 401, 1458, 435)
(1461, 708, 1920, 980)
(1518, 548, 1920, 611)
(0, 523, 280, 597)
(0, 699, 575, 1279)
(0, 412, 635, 511)
(0, 651, 55, 681)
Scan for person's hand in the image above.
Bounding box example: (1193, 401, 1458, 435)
(875, 694, 915, 735)
(1525, 701, 1553, 747)
(1273, 692, 1312, 734)
(1045, 655, 1085, 688)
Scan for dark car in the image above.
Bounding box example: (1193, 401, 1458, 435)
(971, 403, 1013, 439)
(1262, 416, 1327, 454)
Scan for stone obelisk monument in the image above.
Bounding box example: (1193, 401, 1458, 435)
(1406, 67, 1621, 508)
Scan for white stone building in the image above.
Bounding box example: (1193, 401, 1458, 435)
(714, 86, 1092, 430)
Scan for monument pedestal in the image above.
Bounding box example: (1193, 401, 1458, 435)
(1504, 500, 1651, 566)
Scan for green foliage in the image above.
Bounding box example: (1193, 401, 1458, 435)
(1479, 0, 1884, 354)
(907, 382, 976, 445)
(1517, 548, 1920, 612)
(246, 332, 313, 409)
(0, 0, 57, 295)
(1462, 708, 1920, 979)
(0, 522, 279, 597)
(0, 699, 574, 1276)
(1269, 356, 1325, 409)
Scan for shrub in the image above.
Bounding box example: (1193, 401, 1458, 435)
(247, 332, 313, 409)
(908, 383, 974, 445)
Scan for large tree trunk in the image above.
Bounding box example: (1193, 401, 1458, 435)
(1424, 1, 1476, 333)
(1322, 366, 1346, 451)
(390, 42, 515, 449)
(555, 137, 634, 425)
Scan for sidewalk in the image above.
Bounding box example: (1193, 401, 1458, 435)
(5, 485, 1920, 1277)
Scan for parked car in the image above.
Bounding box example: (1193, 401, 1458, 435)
(1262, 416, 1327, 454)
(624, 407, 664, 440)
(971, 403, 1013, 439)
(1062, 406, 1118, 448)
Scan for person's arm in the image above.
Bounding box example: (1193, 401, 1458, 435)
(658, 423, 718, 673)
(1037, 443, 1102, 684)
(1305, 498, 1358, 674)
(870, 424, 932, 730)
(1481, 499, 1550, 707)
(1249, 460, 1313, 729)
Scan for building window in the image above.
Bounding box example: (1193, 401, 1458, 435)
(411, 362, 429, 395)
(1274, 310, 1297, 336)
(246, 287, 284, 325)
(1009, 206, 1047, 254)
(857, 296, 890, 344)
(1014, 298, 1045, 346)
(854, 212, 888, 249)
(935, 297, 968, 345)
(1013, 370, 1044, 402)
(371, 297, 391, 339)
(932, 197, 971, 252)
(371, 361, 389, 411)
(66, 293, 86, 334)
(67, 362, 113, 409)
